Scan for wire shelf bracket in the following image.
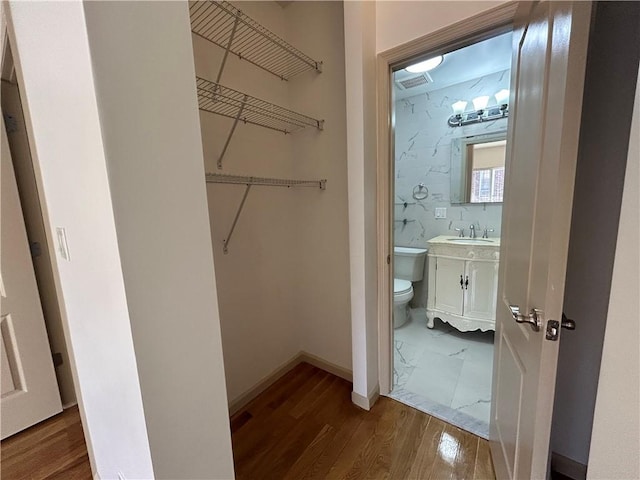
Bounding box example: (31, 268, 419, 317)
(206, 173, 327, 254)
(197, 76, 324, 169)
(189, 0, 322, 83)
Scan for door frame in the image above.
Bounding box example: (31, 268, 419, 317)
(375, 2, 519, 395)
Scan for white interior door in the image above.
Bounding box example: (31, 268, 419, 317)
(1, 116, 62, 439)
(490, 2, 591, 479)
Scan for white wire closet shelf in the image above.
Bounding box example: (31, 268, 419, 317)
(189, 0, 322, 81)
(197, 76, 323, 169)
(197, 76, 323, 134)
(206, 173, 326, 189)
(206, 173, 327, 253)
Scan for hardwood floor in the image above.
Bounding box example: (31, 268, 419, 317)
(0, 363, 495, 479)
(231, 362, 495, 480)
(1, 406, 91, 480)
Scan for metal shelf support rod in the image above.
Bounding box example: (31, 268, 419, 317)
(215, 12, 241, 85)
(217, 94, 248, 169)
(223, 184, 252, 254)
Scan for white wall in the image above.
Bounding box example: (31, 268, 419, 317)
(376, 1, 506, 53)
(6, 2, 154, 478)
(287, 1, 352, 378)
(587, 65, 640, 480)
(82, 2, 234, 478)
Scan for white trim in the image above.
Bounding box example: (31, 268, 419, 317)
(300, 352, 352, 383)
(351, 385, 380, 411)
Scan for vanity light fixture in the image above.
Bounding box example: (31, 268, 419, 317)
(451, 100, 468, 115)
(472, 95, 490, 111)
(448, 89, 510, 127)
(405, 55, 444, 73)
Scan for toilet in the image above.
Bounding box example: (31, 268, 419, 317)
(393, 246, 428, 328)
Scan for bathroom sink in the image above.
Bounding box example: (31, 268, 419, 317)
(446, 238, 496, 243)
(427, 235, 500, 247)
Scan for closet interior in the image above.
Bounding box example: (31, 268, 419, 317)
(189, 1, 352, 410)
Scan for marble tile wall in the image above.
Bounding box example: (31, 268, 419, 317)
(394, 69, 510, 306)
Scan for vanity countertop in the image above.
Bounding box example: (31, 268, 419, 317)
(426, 235, 501, 248)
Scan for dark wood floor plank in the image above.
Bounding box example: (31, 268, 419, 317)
(2, 362, 495, 480)
(231, 365, 327, 470)
(1, 406, 91, 480)
(337, 401, 401, 480)
(474, 436, 496, 480)
(323, 405, 384, 479)
(450, 424, 480, 479)
(386, 406, 431, 480)
(407, 415, 447, 479)
(282, 424, 337, 480)
(360, 399, 412, 479)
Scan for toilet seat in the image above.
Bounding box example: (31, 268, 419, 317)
(393, 278, 413, 304)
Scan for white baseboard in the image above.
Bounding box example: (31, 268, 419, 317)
(228, 351, 353, 416)
(298, 351, 352, 382)
(351, 385, 380, 411)
(551, 452, 587, 480)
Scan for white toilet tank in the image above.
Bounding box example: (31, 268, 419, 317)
(394, 246, 428, 281)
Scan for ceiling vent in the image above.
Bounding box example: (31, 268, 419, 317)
(395, 72, 433, 90)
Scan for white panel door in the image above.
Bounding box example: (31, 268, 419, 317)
(1, 116, 62, 439)
(464, 260, 499, 320)
(490, 2, 591, 479)
(434, 257, 464, 315)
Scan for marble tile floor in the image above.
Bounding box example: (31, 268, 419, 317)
(389, 308, 495, 438)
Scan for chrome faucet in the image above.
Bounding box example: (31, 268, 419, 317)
(469, 224, 476, 239)
(454, 227, 465, 238)
(482, 227, 495, 239)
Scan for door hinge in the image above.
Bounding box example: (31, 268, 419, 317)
(30, 241, 42, 258)
(52, 352, 63, 367)
(3, 114, 18, 133)
(387, 254, 390, 265)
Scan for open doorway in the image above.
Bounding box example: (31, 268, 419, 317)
(389, 31, 512, 438)
(1, 40, 77, 433)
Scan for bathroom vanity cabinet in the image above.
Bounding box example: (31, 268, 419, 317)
(426, 235, 500, 332)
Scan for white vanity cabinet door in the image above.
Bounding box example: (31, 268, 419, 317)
(463, 260, 499, 320)
(434, 257, 465, 315)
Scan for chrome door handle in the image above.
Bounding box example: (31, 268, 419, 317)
(561, 313, 576, 330)
(509, 305, 542, 332)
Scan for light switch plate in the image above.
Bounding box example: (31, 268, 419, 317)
(435, 207, 447, 219)
(56, 227, 70, 261)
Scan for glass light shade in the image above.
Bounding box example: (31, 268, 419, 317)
(472, 96, 490, 111)
(405, 55, 443, 73)
(451, 101, 468, 115)
(494, 89, 510, 105)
